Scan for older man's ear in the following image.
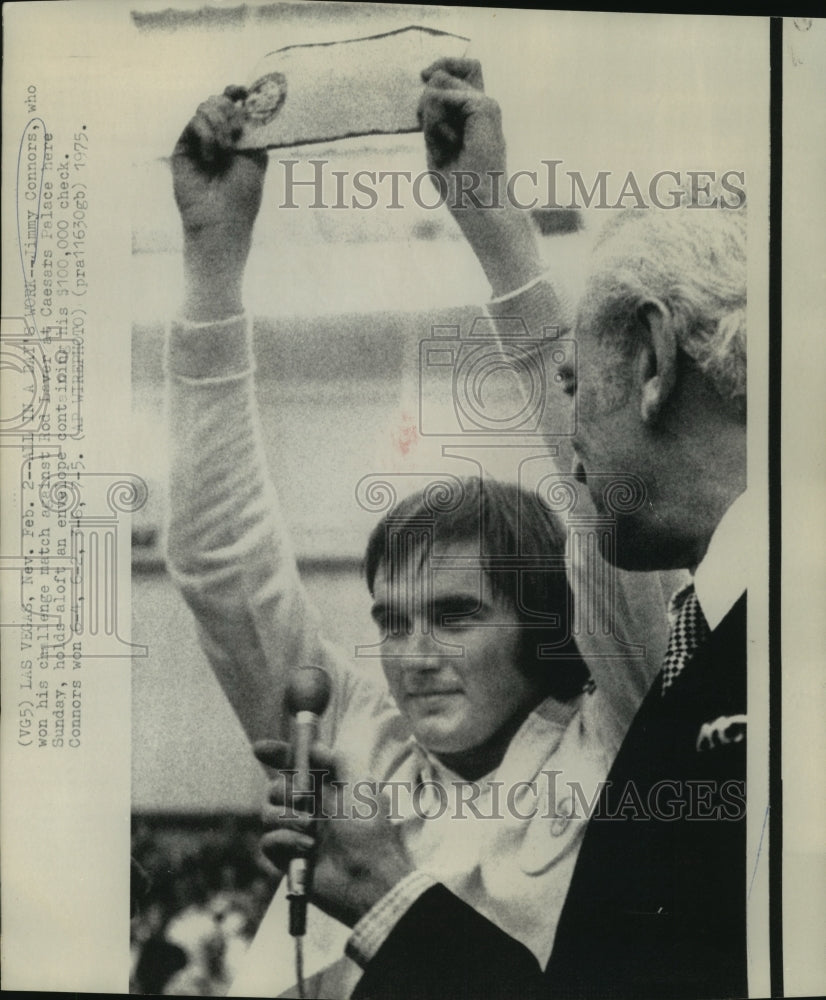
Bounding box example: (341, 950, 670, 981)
(636, 300, 678, 425)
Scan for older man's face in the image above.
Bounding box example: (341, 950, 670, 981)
(553, 320, 683, 570)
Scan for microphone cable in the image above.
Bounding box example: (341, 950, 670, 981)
(294, 933, 306, 999)
(291, 891, 308, 998)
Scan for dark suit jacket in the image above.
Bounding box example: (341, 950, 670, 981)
(353, 595, 747, 1000)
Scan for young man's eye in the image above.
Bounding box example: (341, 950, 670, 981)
(437, 611, 476, 630)
(372, 611, 398, 633)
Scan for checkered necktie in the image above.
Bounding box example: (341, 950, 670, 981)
(661, 584, 710, 694)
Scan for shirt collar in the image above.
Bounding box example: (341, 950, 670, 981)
(692, 490, 754, 631)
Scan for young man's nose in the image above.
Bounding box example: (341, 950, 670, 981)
(411, 629, 444, 663)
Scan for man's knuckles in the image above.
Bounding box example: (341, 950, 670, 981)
(260, 829, 315, 868)
(253, 738, 291, 768)
(422, 57, 483, 88)
(261, 801, 314, 830)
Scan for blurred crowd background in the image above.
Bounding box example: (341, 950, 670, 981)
(130, 815, 277, 995)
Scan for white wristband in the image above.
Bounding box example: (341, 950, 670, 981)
(488, 271, 551, 305)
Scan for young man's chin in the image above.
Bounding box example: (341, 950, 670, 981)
(413, 719, 474, 757)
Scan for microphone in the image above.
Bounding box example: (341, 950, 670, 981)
(285, 665, 332, 938)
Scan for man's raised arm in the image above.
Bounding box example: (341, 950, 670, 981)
(418, 60, 670, 731)
(418, 58, 576, 454)
(166, 89, 353, 745)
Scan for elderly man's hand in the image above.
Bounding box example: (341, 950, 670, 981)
(172, 87, 267, 321)
(255, 739, 414, 929)
(418, 59, 542, 297)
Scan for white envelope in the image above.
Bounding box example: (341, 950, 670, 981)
(237, 25, 469, 149)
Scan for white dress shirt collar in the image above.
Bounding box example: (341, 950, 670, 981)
(692, 490, 754, 631)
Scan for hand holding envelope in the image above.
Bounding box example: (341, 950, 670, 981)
(417, 58, 545, 297)
(236, 25, 469, 149)
(172, 26, 542, 317)
(171, 87, 268, 321)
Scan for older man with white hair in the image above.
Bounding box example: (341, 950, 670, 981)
(263, 59, 751, 1000)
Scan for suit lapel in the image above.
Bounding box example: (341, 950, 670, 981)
(546, 593, 748, 998)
